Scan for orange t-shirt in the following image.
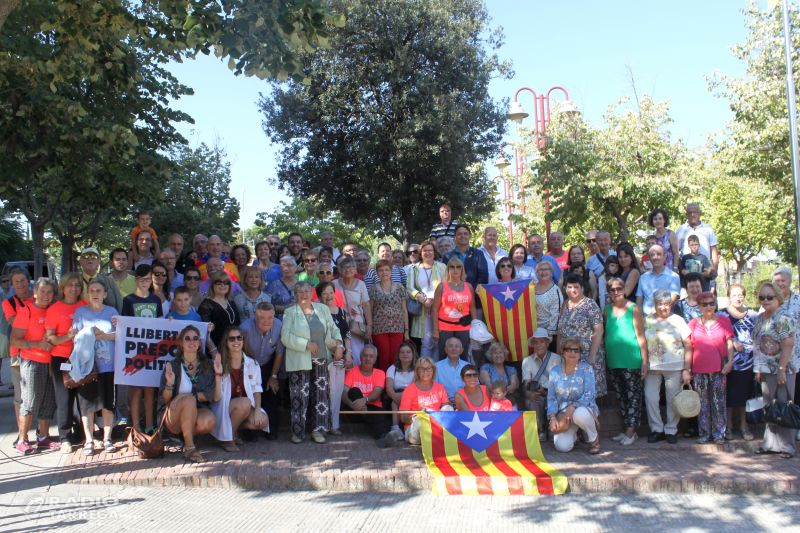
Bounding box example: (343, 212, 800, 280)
(344, 366, 386, 407)
(130, 226, 159, 243)
(399, 382, 449, 412)
(14, 304, 51, 364)
(45, 300, 87, 359)
(490, 398, 514, 412)
(3, 296, 32, 357)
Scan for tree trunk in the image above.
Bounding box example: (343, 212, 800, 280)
(59, 234, 77, 274)
(613, 212, 629, 243)
(29, 219, 45, 280)
(0, 0, 20, 33)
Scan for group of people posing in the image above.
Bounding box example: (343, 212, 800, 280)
(2, 201, 797, 461)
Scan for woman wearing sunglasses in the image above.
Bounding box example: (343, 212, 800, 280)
(159, 325, 222, 463)
(752, 281, 796, 459)
(431, 257, 476, 360)
(547, 336, 600, 454)
(199, 271, 241, 350)
(686, 291, 734, 444)
(454, 364, 489, 411)
(210, 326, 268, 452)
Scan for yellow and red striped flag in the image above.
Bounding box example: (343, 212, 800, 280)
(476, 279, 537, 362)
(418, 411, 568, 495)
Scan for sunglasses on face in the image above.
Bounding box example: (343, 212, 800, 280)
(448, 265, 463, 269)
(227, 335, 243, 342)
(609, 286, 624, 293)
(184, 336, 201, 342)
(699, 301, 715, 307)
(463, 372, 479, 378)
(153, 271, 167, 278)
(184, 275, 200, 281)
(83, 254, 99, 260)
(586, 239, 596, 243)
(758, 294, 775, 302)
(563, 347, 581, 353)
(406, 250, 419, 256)
(318, 270, 333, 275)
(499, 264, 513, 269)
(214, 280, 231, 286)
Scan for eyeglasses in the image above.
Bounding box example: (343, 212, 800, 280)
(699, 301, 716, 307)
(269, 242, 280, 247)
(463, 372, 479, 378)
(563, 347, 581, 353)
(214, 280, 231, 286)
(184, 336, 201, 342)
(608, 286, 624, 293)
(153, 271, 167, 278)
(184, 275, 200, 281)
(499, 264, 513, 269)
(586, 238, 596, 243)
(304, 258, 317, 263)
(82, 254, 99, 260)
(448, 265, 463, 269)
(318, 270, 333, 275)
(406, 250, 419, 256)
(136, 276, 151, 282)
(758, 294, 776, 302)
(419, 367, 434, 372)
(227, 335, 243, 342)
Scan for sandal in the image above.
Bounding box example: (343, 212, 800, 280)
(588, 438, 601, 455)
(755, 448, 777, 455)
(742, 429, 755, 441)
(183, 446, 206, 463)
(779, 452, 794, 459)
(221, 441, 239, 453)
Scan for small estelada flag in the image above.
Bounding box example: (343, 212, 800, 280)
(418, 411, 567, 495)
(476, 279, 537, 362)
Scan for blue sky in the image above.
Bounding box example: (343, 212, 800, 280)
(167, 1, 757, 230)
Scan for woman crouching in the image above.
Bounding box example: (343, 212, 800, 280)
(211, 326, 269, 451)
(159, 325, 222, 463)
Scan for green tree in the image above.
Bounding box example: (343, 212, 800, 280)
(150, 143, 241, 245)
(260, 0, 509, 244)
(708, 2, 799, 261)
(530, 95, 694, 243)
(0, 208, 31, 267)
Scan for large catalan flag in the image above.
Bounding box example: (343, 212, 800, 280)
(418, 411, 568, 495)
(476, 279, 537, 362)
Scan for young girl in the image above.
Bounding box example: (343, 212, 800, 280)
(489, 381, 514, 412)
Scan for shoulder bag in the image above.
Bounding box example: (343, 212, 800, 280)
(764, 384, 800, 429)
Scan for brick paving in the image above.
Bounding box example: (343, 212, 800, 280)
(55, 429, 800, 495)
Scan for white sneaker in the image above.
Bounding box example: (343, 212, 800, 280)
(620, 433, 638, 446)
(611, 432, 626, 442)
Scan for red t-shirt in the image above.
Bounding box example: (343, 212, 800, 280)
(490, 398, 514, 412)
(344, 366, 386, 407)
(3, 296, 32, 357)
(45, 300, 87, 359)
(399, 382, 449, 413)
(14, 304, 51, 364)
(688, 315, 734, 374)
(548, 251, 569, 271)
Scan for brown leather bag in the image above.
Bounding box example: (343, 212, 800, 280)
(62, 370, 98, 390)
(127, 411, 168, 459)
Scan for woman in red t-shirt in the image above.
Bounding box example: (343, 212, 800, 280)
(431, 257, 476, 360)
(687, 291, 734, 444)
(454, 364, 490, 411)
(399, 357, 451, 444)
(11, 278, 58, 455)
(45, 272, 87, 453)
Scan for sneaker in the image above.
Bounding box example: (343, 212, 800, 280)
(647, 431, 665, 443)
(290, 435, 303, 444)
(620, 433, 638, 446)
(60, 441, 73, 454)
(390, 428, 404, 442)
(16, 440, 35, 455)
(36, 436, 60, 451)
(311, 431, 326, 444)
(612, 432, 626, 442)
(103, 439, 116, 453)
(696, 436, 711, 444)
(666, 433, 678, 444)
(83, 442, 94, 456)
(328, 428, 342, 436)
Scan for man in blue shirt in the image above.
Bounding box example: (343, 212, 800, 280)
(442, 224, 488, 288)
(435, 337, 469, 401)
(636, 245, 680, 315)
(240, 302, 284, 439)
(586, 230, 616, 278)
(524, 233, 561, 283)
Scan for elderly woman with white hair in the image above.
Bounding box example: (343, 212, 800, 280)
(266, 255, 299, 319)
(772, 266, 800, 439)
(643, 288, 692, 444)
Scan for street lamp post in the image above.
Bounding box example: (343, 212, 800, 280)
(504, 86, 579, 248)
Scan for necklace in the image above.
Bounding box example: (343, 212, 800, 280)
(218, 301, 235, 324)
(421, 265, 433, 289)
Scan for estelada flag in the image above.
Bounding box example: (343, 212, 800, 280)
(476, 279, 537, 362)
(418, 411, 567, 495)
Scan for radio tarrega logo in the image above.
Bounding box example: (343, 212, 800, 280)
(24, 493, 119, 520)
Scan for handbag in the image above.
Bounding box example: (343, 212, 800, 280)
(127, 409, 168, 459)
(62, 370, 98, 389)
(764, 384, 800, 429)
(407, 267, 423, 316)
(745, 387, 765, 425)
(672, 384, 701, 418)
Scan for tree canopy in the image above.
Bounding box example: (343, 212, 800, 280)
(260, 0, 509, 244)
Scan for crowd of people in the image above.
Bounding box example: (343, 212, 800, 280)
(1, 201, 798, 462)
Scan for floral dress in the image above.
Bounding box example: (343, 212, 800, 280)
(752, 307, 796, 374)
(368, 283, 407, 334)
(557, 297, 607, 396)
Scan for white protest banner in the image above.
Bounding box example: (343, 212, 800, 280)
(113, 316, 208, 387)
